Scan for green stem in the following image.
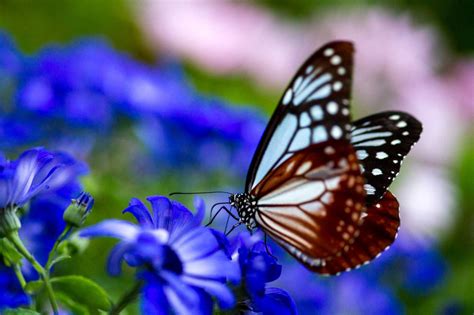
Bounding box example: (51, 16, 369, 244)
(7, 231, 59, 315)
(46, 224, 73, 271)
(13, 264, 26, 289)
(109, 282, 142, 315)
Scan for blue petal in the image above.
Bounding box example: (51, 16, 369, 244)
(191, 196, 205, 226)
(141, 279, 169, 315)
(161, 271, 200, 315)
(123, 198, 153, 228)
(106, 242, 131, 276)
(181, 275, 235, 309)
(10, 148, 54, 205)
(184, 250, 240, 283)
(79, 219, 139, 240)
(173, 227, 219, 260)
(253, 287, 298, 315)
(147, 195, 172, 229)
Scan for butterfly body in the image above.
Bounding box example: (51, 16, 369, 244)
(229, 41, 422, 275)
(229, 193, 258, 230)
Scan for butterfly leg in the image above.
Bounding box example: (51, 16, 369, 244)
(206, 205, 239, 227)
(208, 202, 229, 222)
(225, 222, 241, 236)
(264, 233, 277, 260)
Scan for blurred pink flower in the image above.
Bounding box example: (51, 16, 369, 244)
(395, 162, 456, 238)
(135, 1, 307, 88)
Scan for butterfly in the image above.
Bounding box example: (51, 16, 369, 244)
(228, 41, 422, 275)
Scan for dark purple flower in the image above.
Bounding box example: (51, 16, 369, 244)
(80, 196, 240, 315)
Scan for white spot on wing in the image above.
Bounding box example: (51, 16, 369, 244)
(391, 139, 401, 145)
(324, 48, 334, 56)
(389, 114, 400, 120)
(372, 168, 382, 176)
(282, 89, 292, 105)
(397, 121, 407, 128)
(333, 81, 342, 91)
(356, 150, 368, 160)
(376, 152, 389, 159)
(310, 106, 324, 120)
(330, 55, 341, 65)
(364, 184, 376, 195)
(312, 126, 328, 143)
(327, 101, 338, 114)
(331, 126, 343, 139)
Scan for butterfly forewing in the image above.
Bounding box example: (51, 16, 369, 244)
(351, 111, 422, 205)
(306, 191, 400, 275)
(246, 41, 355, 192)
(252, 141, 367, 264)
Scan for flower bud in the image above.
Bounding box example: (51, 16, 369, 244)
(0, 207, 21, 238)
(63, 192, 94, 227)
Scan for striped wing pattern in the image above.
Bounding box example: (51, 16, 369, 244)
(252, 141, 367, 271)
(351, 111, 422, 205)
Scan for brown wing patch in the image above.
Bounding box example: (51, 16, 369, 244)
(252, 140, 366, 263)
(300, 191, 400, 275)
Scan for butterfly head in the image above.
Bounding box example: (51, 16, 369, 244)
(229, 193, 258, 231)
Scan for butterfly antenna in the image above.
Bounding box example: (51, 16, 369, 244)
(169, 191, 232, 196)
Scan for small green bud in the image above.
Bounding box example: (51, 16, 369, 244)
(0, 207, 21, 238)
(58, 232, 90, 256)
(63, 192, 94, 227)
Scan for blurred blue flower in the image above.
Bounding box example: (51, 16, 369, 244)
(0, 149, 87, 309)
(0, 148, 74, 210)
(0, 265, 29, 311)
(136, 97, 265, 176)
(232, 232, 297, 315)
(80, 196, 240, 315)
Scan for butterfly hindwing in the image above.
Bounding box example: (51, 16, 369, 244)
(351, 111, 422, 205)
(300, 191, 400, 275)
(246, 41, 355, 191)
(252, 141, 367, 267)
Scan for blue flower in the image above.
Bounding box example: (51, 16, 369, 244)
(80, 196, 240, 315)
(0, 264, 29, 311)
(0, 148, 74, 210)
(0, 149, 87, 309)
(232, 232, 297, 315)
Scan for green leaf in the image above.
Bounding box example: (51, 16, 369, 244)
(24, 280, 43, 294)
(4, 308, 41, 315)
(56, 292, 90, 315)
(0, 238, 23, 266)
(51, 275, 112, 311)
